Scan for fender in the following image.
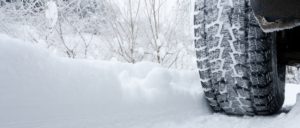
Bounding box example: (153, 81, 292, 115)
(251, 0, 300, 32)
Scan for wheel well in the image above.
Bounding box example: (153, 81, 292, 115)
(276, 26, 300, 65)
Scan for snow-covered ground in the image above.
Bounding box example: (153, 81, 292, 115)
(1, 34, 300, 128)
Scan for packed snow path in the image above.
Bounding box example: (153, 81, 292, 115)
(1, 34, 300, 128)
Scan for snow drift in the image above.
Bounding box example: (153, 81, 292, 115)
(1, 34, 300, 128)
(0, 34, 207, 128)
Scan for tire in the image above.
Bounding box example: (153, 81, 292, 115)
(194, 0, 286, 115)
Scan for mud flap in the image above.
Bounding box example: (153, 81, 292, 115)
(255, 15, 300, 33)
(250, 0, 300, 32)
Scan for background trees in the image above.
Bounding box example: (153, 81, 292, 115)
(0, 0, 195, 69)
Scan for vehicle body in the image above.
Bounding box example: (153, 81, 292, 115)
(251, 0, 300, 32)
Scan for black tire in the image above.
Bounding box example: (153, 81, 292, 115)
(194, 0, 285, 115)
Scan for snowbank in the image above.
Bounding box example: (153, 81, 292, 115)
(0, 34, 208, 128)
(1, 34, 300, 128)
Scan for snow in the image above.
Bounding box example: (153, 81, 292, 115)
(1, 34, 300, 128)
(284, 84, 300, 108)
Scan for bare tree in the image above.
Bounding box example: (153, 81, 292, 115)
(144, 0, 183, 67)
(56, 18, 76, 58)
(106, 0, 142, 63)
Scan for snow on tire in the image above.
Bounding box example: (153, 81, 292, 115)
(194, 0, 285, 115)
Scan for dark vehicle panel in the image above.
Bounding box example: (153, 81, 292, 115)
(251, 0, 300, 20)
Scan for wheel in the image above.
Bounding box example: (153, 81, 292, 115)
(194, 0, 286, 115)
